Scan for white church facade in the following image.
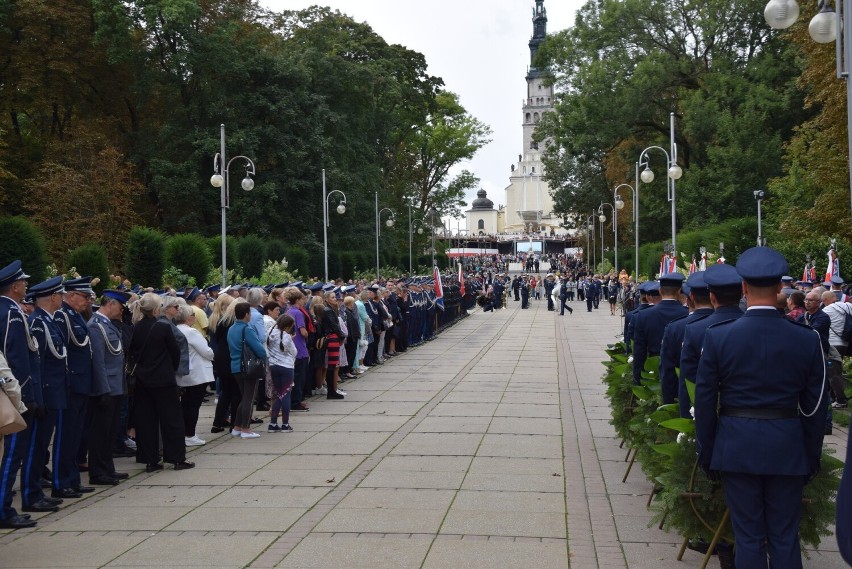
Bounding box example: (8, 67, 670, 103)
(465, 0, 565, 238)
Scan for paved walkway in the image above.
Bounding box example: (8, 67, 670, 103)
(0, 293, 847, 568)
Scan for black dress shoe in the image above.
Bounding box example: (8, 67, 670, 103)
(43, 496, 63, 506)
(327, 391, 344, 400)
(109, 472, 129, 480)
(112, 446, 136, 458)
(89, 476, 120, 486)
(145, 463, 164, 473)
(51, 488, 82, 499)
(250, 417, 263, 424)
(0, 515, 37, 528)
(210, 426, 225, 433)
(173, 461, 195, 471)
(75, 486, 95, 493)
(22, 499, 60, 513)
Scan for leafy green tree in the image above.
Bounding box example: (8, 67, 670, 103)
(125, 227, 166, 287)
(66, 244, 109, 294)
(0, 217, 50, 283)
(207, 236, 238, 270)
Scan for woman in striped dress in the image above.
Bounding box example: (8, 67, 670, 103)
(321, 292, 344, 400)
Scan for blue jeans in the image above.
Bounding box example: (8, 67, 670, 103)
(269, 365, 294, 424)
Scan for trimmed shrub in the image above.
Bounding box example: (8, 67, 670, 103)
(307, 248, 324, 281)
(285, 246, 309, 278)
(66, 244, 109, 294)
(237, 235, 267, 279)
(207, 236, 238, 270)
(125, 227, 166, 287)
(0, 217, 50, 283)
(165, 233, 212, 286)
(339, 252, 356, 280)
(266, 238, 287, 263)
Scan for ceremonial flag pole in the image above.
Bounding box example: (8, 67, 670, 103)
(433, 265, 445, 310)
(458, 263, 465, 297)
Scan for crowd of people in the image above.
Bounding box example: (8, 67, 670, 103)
(0, 260, 466, 529)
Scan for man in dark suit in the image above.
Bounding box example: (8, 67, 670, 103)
(631, 273, 688, 385)
(678, 264, 745, 418)
(659, 272, 714, 405)
(87, 290, 131, 486)
(694, 247, 826, 568)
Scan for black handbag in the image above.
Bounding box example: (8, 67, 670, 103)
(240, 328, 266, 381)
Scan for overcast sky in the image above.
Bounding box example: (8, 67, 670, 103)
(265, 0, 584, 224)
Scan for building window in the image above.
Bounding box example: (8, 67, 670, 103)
(525, 113, 531, 123)
(478, 219, 485, 230)
(533, 113, 539, 123)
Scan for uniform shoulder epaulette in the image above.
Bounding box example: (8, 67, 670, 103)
(668, 314, 689, 325)
(706, 317, 738, 330)
(688, 312, 713, 324)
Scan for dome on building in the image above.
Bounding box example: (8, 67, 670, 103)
(470, 189, 494, 210)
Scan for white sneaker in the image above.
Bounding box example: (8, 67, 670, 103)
(124, 437, 137, 450)
(230, 429, 242, 436)
(360, 365, 370, 371)
(336, 389, 347, 396)
(318, 386, 328, 395)
(240, 432, 260, 439)
(185, 435, 206, 446)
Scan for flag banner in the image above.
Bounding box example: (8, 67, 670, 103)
(826, 248, 840, 283)
(667, 256, 677, 274)
(433, 265, 445, 310)
(458, 264, 465, 297)
(699, 252, 707, 272)
(689, 256, 697, 274)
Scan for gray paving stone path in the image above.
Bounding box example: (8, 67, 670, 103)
(0, 291, 847, 568)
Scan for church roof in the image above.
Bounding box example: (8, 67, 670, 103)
(470, 189, 494, 210)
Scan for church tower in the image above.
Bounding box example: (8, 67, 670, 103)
(502, 0, 562, 236)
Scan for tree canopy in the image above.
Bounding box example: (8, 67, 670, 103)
(0, 1, 489, 271)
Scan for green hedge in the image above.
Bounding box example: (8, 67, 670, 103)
(0, 217, 49, 283)
(285, 246, 309, 278)
(237, 235, 267, 279)
(165, 233, 212, 286)
(66, 244, 109, 294)
(266, 238, 287, 263)
(207, 236, 238, 270)
(125, 227, 166, 287)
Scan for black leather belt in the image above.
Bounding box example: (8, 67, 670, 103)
(720, 407, 799, 419)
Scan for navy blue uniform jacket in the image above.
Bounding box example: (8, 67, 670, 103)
(659, 307, 713, 404)
(632, 300, 688, 384)
(694, 309, 826, 476)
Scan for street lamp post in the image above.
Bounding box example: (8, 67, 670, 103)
(408, 205, 424, 274)
(598, 202, 616, 271)
(754, 190, 765, 246)
(209, 124, 256, 287)
(765, 0, 852, 222)
(375, 192, 395, 279)
(428, 207, 438, 268)
(638, 112, 682, 254)
(322, 169, 347, 282)
(614, 180, 635, 274)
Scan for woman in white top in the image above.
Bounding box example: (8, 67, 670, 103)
(175, 305, 214, 446)
(266, 314, 297, 432)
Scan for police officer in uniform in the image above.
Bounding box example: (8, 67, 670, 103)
(695, 247, 827, 568)
(659, 272, 714, 405)
(631, 273, 688, 385)
(678, 264, 744, 418)
(87, 290, 131, 486)
(52, 276, 96, 497)
(623, 281, 656, 355)
(23, 276, 69, 511)
(0, 261, 45, 528)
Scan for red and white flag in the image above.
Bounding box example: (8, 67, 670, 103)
(699, 251, 707, 272)
(458, 264, 465, 297)
(826, 248, 840, 283)
(433, 265, 445, 310)
(689, 256, 697, 274)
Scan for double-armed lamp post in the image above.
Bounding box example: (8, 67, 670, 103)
(209, 124, 256, 288)
(322, 169, 347, 282)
